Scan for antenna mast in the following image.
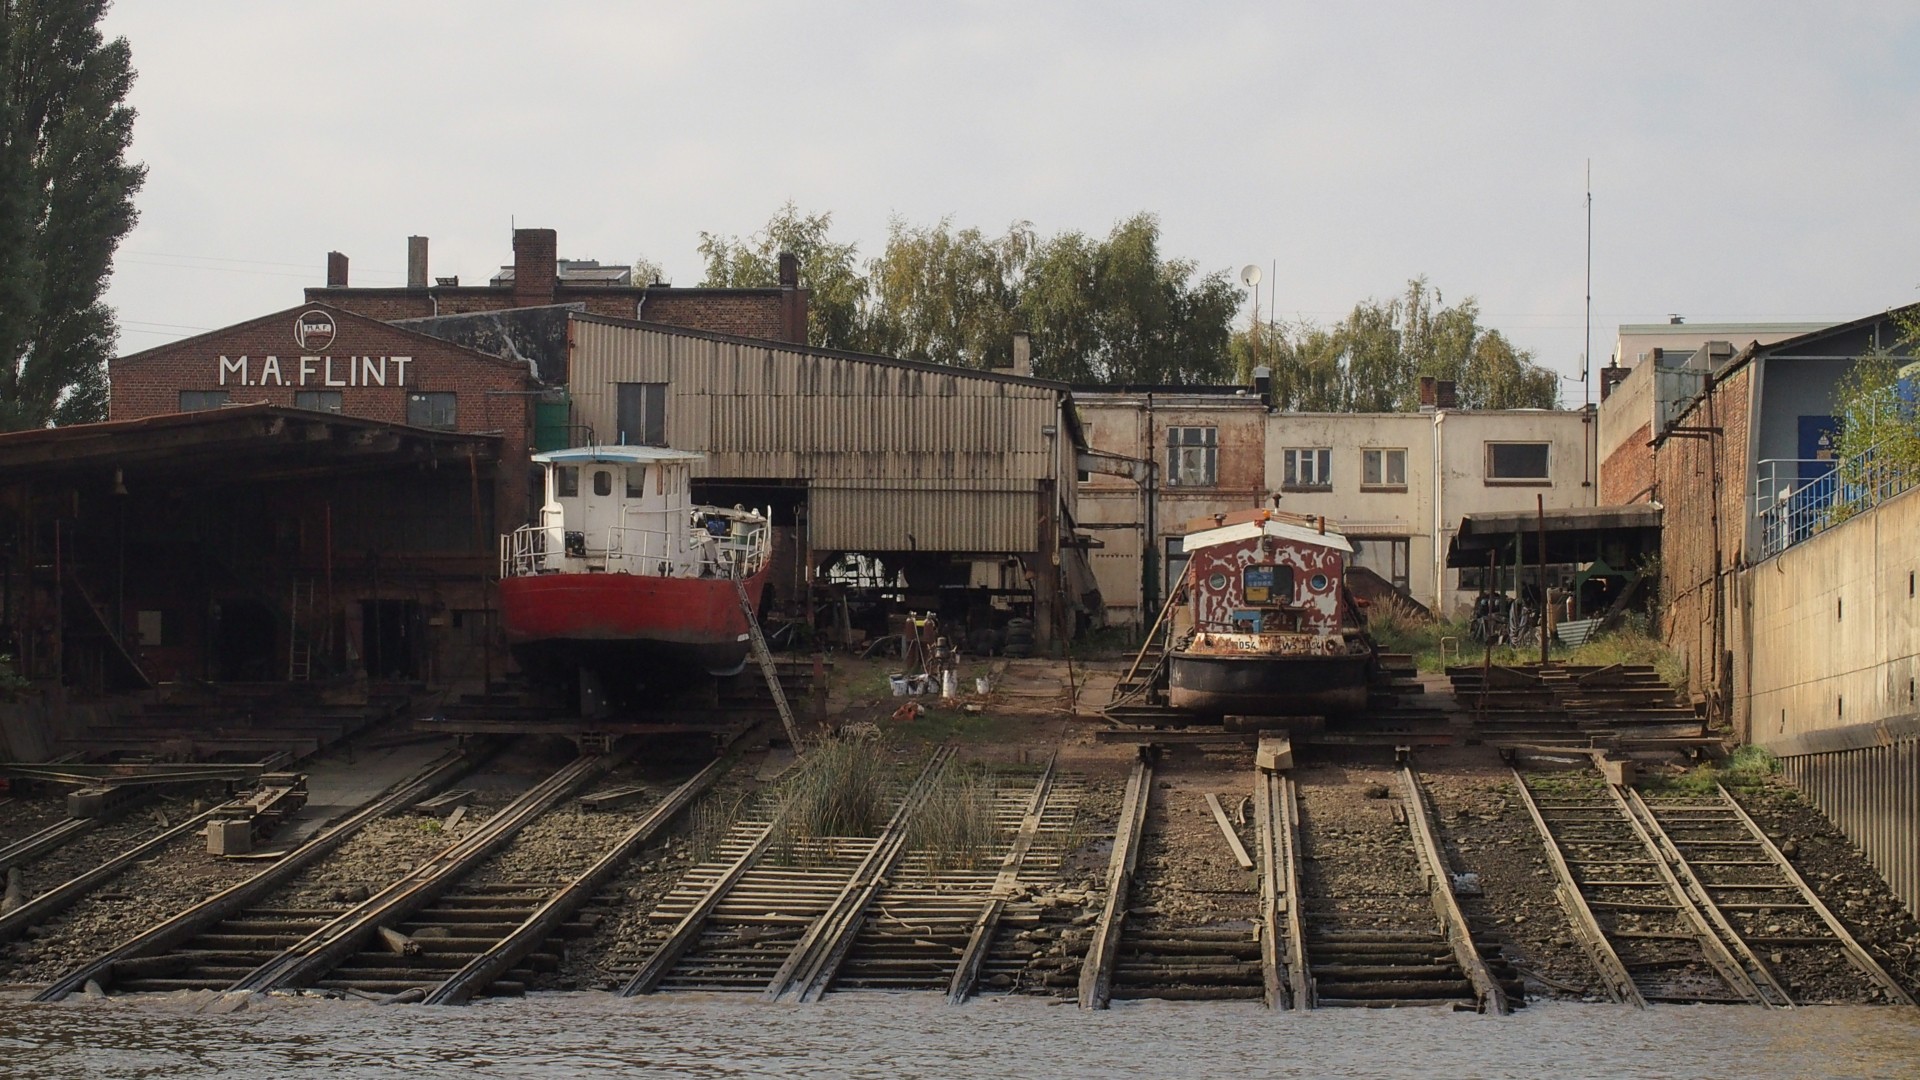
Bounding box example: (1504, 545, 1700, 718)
(1584, 160, 1593, 409)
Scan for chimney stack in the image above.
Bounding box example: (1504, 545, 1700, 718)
(776, 251, 807, 344)
(326, 251, 349, 289)
(1011, 331, 1032, 377)
(1252, 365, 1272, 408)
(1435, 379, 1458, 410)
(407, 236, 429, 289)
(512, 227, 558, 305)
(1418, 375, 1437, 410)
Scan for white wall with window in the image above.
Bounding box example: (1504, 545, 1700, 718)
(1282, 447, 1332, 489)
(1362, 447, 1407, 489)
(1165, 426, 1217, 487)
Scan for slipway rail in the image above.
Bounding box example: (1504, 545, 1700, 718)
(1078, 750, 1153, 1010)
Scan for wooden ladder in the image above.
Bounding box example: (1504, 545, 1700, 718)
(733, 577, 804, 751)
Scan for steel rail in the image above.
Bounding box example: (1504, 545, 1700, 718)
(1077, 750, 1153, 1010)
(1400, 766, 1510, 1015)
(0, 817, 96, 873)
(1714, 783, 1915, 1007)
(1279, 775, 1310, 1010)
(1253, 768, 1286, 1009)
(428, 754, 736, 1005)
(621, 810, 788, 996)
(34, 746, 480, 1001)
(1622, 787, 1791, 1007)
(947, 754, 1057, 1004)
(0, 808, 222, 951)
(767, 745, 957, 1002)
(226, 750, 619, 994)
(1602, 782, 1770, 1006)
(1509, 769, 1646, 1007)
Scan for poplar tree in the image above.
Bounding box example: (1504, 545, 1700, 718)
(0, 0, 145, 430)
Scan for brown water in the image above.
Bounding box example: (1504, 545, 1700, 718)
(3, 993, 1919, 1078)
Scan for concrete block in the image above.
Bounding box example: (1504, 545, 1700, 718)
(1255, 735, 1294, 773)
(207, 818, 253, 856)
(1598, 756, 1635, 787)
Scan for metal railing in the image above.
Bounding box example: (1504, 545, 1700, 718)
(501, 513, 769, 580)
(1754, 446, 1920, 560)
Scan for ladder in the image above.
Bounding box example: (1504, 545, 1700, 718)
(733, 577, 805, 752)
(288, 578, 315, 681)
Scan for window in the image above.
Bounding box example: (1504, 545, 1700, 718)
(1361, 448, 1407, 489)
(406, 391, 457, 430)
(294, 390, 343, 413)
(555, 466, 580, 498)
(1165, 427, 1217, 487)
(592, 469, 614, 497)
(179, 390, 229, 412)
(1486, 442, 1550, 483)
(616, 382, 667, 447)
(1283, 447, 1332, 489)
(1165, 536, 1190, 598)
(625, 466, 647, 498)
(1351, 537, 1411, 591)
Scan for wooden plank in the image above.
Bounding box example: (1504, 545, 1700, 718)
(948, 755, 1056, 1004)
(1077, 751, 1152, 1010)
(1279, 775, 1311, 1010)
(1253, 771, 1284, 1009)
(1399, 766, 1509, 1015)
(1205, 793, 1254, 871)
(1510, 769, 1646, 1008)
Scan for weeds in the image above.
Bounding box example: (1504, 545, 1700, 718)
(908, 764, 1004, 872)
(1640, 744, 1781, 796)
(689, 792, 750, 864)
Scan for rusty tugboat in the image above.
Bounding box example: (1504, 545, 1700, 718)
(498, 446, 773, 712)
(1166, 510, 1375, 717)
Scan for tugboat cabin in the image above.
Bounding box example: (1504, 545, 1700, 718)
(502, 446, 768, 581)
(1180, 511, 1354, 646)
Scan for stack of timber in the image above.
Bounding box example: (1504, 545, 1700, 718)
(1449, 664, 1711, 752)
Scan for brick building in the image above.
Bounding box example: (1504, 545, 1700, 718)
(307, 229, 808, 346)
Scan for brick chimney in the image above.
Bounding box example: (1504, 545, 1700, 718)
(326, 251, 349, 289)
(407, 236, 429, 289)
(512, 228, 558, 305)
(1418, 375, 1437, 410)
(776, 251, 808, 345)
(1435, 379, 1458, 410)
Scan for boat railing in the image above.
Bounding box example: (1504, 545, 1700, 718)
(501, 517, 770, 580)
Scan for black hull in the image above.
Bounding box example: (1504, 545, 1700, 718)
(1167, 651, 1373, 717)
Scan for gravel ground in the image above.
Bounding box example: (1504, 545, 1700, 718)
(0, 795, 71, 848)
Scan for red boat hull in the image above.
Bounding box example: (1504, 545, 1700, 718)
(499, 567, 770, 677)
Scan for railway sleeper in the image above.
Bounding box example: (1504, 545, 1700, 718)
(1315, 978, 1475, 1000)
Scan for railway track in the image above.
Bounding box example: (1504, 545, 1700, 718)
(1515, 768, 1912, 1007)
(1293, 765, 1515, 1009)
(1515, 769, 1768, 1005)
(34, 744, 483, 1000)
(621, 747, 958, 999)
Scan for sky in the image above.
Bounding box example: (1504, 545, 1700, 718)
(98, 2, 1920, 402)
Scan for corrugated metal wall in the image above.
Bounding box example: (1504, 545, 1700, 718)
(1782, 739, 1919, 918)
(568, 318, 1066, 553)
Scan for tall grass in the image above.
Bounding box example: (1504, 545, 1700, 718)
(908, 765, 1004, 873)
(1367, 596, 1685, 684)
(1645, 744, 1782, 796)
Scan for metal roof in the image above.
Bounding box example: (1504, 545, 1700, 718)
(1181, 516, 1354, 555)
(533, 445, 705, 465)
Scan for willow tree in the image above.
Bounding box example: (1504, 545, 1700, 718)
(696, 202, 868, 351)
(0, 0, 144, 429)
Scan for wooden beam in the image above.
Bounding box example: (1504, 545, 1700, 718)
(1205, 793, 1254, 870)
(1078, 750, 1152, 1010)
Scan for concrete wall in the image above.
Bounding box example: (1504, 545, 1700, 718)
(1745, 484, 1920, 745)
(1260, 413, 1436, 604)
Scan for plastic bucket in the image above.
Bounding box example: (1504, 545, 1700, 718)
(889, 674, 908, 697)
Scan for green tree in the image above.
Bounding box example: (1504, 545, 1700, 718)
(865, 216, 1033, 368)
(1229, 276, 1560, 411)
(1020, 213, 1238, 384)
(0, 0, 145, 430)
(696, 202, 868, 350)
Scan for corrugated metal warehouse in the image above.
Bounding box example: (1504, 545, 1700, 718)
(564, 315, 1098, 646)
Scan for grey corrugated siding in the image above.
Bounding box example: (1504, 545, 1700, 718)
(1782, 738, 1919, 919)
(569, 319, 1064, 553)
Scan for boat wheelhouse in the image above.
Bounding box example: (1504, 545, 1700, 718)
(1166, 511, 1375, 717)
(498, 446, 772, 708)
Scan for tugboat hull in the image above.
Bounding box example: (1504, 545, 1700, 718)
(1167, 650, 1373, 717)
(499, 566, 770, 677)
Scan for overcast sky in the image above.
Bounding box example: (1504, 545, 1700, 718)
(100, 3, 1920, 400)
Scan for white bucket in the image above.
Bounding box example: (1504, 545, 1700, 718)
(941, 670, 958, 700)
(888, 674, 908, 697)
(974, 676, 991, 695)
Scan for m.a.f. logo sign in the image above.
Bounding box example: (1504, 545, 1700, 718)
(294, 310, 337, 350)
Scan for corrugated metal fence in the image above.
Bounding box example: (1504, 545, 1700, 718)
(1781, 737, 1920, 918)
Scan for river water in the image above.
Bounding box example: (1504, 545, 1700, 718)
(3, 993, 1919, 1078)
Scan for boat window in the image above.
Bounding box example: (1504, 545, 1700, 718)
(626, 466, 646, 498)
(593, 470, 613, 497)
(555, 466, 579, 498)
